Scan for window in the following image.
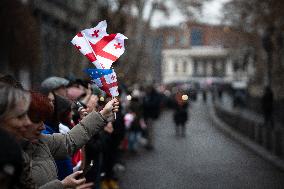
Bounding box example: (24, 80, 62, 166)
(197, 62, 203, 75)
(174, 62, 178, 73)
(183, 61, 187, 72)
(180, 36, 188, 46)
(167, 35, 175, 46)
(191, 28, 203, 46)
(207, 60, 213, 76)
(193, 59, 198, 76)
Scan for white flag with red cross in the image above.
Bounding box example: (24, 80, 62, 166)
(71, 20, 127, 69)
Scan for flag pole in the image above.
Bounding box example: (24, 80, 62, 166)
(112, 96, 116, 120)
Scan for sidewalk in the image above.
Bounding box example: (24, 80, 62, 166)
(218, 93, 283, 128)
(209, 94, 284, 171)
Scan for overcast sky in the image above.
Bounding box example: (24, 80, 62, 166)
(150, 0, 231, 28)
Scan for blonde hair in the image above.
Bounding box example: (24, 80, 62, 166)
(0, 83, 31, 122)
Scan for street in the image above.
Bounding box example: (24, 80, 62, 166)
(119, 100, 284, 189)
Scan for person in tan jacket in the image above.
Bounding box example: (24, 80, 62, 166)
(22, 91, 119, 189)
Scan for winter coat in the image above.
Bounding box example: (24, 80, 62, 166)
(20, 149, 36, 189)
(142, 90, 161, 120)
(173, 102, 188, 125)
(42, 124, 73, 181)
(24, 111, 107, 189)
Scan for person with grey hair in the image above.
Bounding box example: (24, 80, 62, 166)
(0, 82, 31, 139)
(0, 74, 24, 89)
(0, 83, 36, 189)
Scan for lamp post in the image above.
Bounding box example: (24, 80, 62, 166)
(262, 26, 274, 87)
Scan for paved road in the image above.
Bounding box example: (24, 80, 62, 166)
(119, 100, 284, 189)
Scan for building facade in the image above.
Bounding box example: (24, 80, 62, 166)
(158, 23, 253, 86)
(0, 0, 100, 88)
(162, 47, 233, 84)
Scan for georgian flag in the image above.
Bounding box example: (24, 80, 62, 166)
(71, 32, 98, 63)
(84, 68, 119, 97)
(71, 20, 127, 69)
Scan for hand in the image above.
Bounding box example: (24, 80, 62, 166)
(79, 108, 89, 119)
(61, 171, 86, 189)
(81, 84, 93, 105)
(86, 84, 92, 96)
(104, 122, 114, 133)
(100, 98, 119, 122)
(76, 182, 94, 189)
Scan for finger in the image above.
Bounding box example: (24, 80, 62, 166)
(75, 178, 86, 185)
(72, 171, 83, 178)
(77, 182, 94, 189)
(79, 108, 87, 113)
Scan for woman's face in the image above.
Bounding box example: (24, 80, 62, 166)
(23, 121, 45, 143)
(3, 101, 31, 139)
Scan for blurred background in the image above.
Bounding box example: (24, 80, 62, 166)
(1, 0, 284, 188)
(1, 0, 284, 126)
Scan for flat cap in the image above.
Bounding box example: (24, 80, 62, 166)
(40, 77, 69, 94)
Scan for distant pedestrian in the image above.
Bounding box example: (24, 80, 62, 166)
(142, 85, 161, 150)
(173, 92, 189, 137)
(218, 86, 223, 101)
(202, 90, 207, 103)
(262, 87, 274, 129)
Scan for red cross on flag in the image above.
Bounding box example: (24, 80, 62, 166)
(71, 20, 127, 69)
(84, 68, 119, 97)
(71, 32, 98, 63)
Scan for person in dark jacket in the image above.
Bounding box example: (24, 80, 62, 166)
(0, 128, 23, 189)
(85, 122, 114, 189)
(142, 85, 161, 150)
(173, 92, 189, 137)
(262, 87, 274, 129)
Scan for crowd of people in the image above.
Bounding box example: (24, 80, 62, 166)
(0, 74, 170, 189)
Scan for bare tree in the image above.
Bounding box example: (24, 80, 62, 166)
(93, 0, 209, 84)
(222, 0, 284, 98)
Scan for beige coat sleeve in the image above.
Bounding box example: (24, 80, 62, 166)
(39, 180, 64, 189)
(42, 111, 107, 159)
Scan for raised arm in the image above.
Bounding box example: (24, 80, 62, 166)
(43, 98, 119, 159)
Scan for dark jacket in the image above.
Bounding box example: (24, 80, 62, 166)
(173, 100, 188, 125)
(143, 90, 161, 119)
